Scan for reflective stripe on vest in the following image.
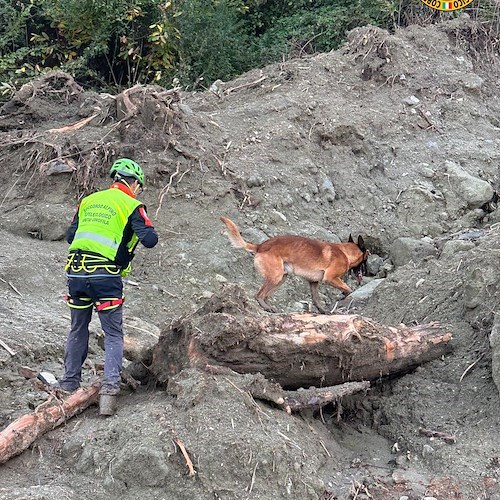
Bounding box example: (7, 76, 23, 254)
(72, 232, 120, 251)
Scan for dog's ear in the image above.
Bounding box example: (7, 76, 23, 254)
(357, 235, 366, 252)
(348, 234, 354, 243)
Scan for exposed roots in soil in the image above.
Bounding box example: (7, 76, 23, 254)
(155, 161, 191, 219)
(0, 70, 82, 115)
(344, 26, 391, 64)
(0, 136, 116, 200)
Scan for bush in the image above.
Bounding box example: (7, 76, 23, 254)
(0, 0, 499, 97)
(172, 0, 258, 88)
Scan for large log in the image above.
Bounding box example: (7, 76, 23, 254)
(151, 285, 453, 389)
(0, 384, 100, 464)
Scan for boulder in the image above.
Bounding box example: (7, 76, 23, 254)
(390, 237, 437, 267)
(444, 160, 493, 209)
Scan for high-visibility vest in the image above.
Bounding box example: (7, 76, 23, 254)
(69, 188, 141, 262)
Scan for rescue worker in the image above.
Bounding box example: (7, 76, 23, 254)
(59, 158, 158, 414)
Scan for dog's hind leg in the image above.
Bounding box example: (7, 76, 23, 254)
(255, 275, 287, 312)
(309, 281, 328, 314)
(254, 254, 286, 312)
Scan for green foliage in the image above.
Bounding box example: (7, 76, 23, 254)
(31, 0, 167, 86)
(253, 0, 399, 63)
(172, 0, 257, 88)
(0, 0, 499, 97)
(0, 0, 34, 52)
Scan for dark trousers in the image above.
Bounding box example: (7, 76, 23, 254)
(60, 275, 124, 391)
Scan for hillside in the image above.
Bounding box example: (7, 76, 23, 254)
(0, 17, 499, 500)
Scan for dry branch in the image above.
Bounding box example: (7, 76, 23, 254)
(0, 338, 16, 356)
(174, 437, 196, 476)
(282, 381, 370, 412)
(0, 384, 100, 464)
(46, 113, 99, 134)
(418, 427, 457, 444)
(225, 75, 267, 95)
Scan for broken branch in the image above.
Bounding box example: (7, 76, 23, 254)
(418, 427, 457, 444)
(174, 437, 196, 476)
(0, 338, 16, 356)
(0, 383, 100, 464)
(225, 76, 267, 95)
(47, 113, 99, 134)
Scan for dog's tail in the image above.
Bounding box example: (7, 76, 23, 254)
(220, 217, 258, 253)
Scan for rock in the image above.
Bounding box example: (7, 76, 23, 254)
(422, 444, 435, 457)
(201, 179, 232, 197)
(403, 95, 420, 106)
(392, 470, 408, 484)
(178, 103, 193, 115)
(390, 237, 437, 267)
(319, 175, 336, 202)
(366, 254, 384, 275)
(42, 158, 76, 176)
(455, 209, 487, 229)
(246, 175, 265, 188)
(460, 73, 483, 92)
(463, 268, 491, 309)
(444, 160, 494, 209)
(349, 279, 385, 300)
(456, 229, 486, 240)
(488, 207, 500, 224)
(208, 79, 226, 97)
(439, 239, 475, 259)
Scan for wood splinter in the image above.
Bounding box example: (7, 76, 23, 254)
(174, 437, 196, 476)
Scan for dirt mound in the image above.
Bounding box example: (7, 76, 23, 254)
(0, 17, 499, 500)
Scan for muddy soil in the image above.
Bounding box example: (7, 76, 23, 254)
(0, 17, 499, 500)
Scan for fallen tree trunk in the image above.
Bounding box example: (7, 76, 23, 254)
(151, 285, 453, 389)
(0, 384, 100, 465)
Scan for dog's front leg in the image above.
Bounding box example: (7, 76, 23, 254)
(324, 276, 352, 297)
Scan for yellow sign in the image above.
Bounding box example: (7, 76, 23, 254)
(420, 0, 474, 10)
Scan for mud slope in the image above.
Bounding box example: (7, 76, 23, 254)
(0, 17, 499, 500)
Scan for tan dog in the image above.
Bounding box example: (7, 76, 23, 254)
(220, 217, 369, 313)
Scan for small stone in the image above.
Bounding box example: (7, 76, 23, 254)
(422, 444, 435, 457)
(403, 95, 420, 106)
(392, 470, 408, 484)
(178, 103, 193, 115)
